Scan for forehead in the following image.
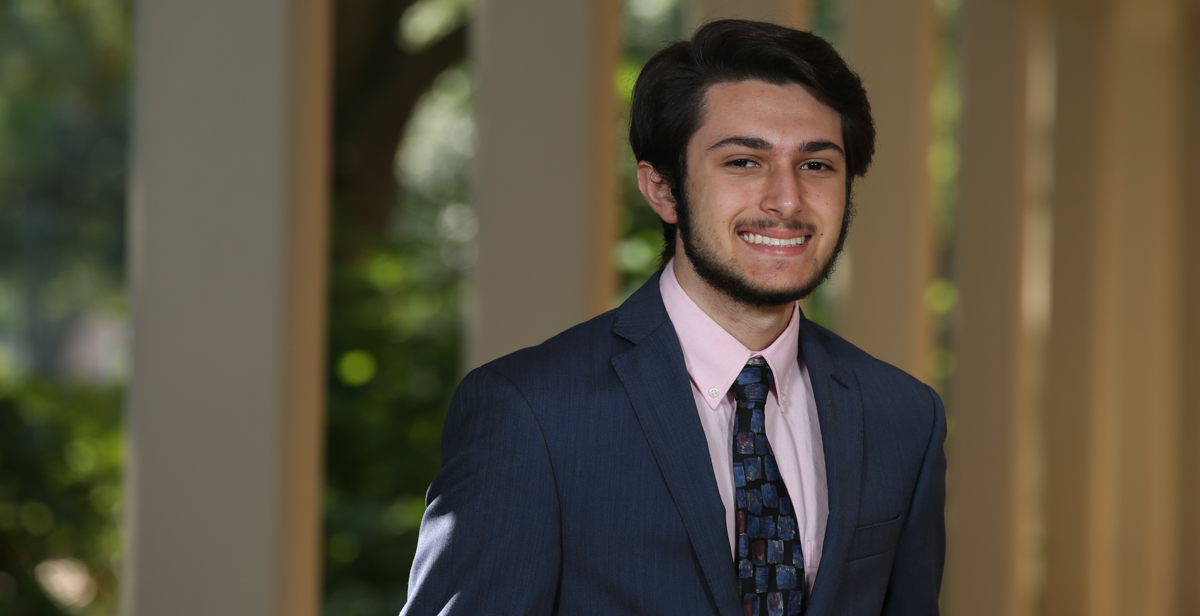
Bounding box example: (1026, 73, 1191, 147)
(693, 79, 843, 148)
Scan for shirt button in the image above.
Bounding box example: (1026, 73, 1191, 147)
(708, 387, 720, 398)
(781, 394, 787, 403)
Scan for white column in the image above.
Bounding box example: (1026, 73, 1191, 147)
(469, 0, 619, 367)
(841, 0, 936, 381)
(123, 0, 330, 614)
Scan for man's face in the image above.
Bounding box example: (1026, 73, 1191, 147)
(674, 80, 848, 307)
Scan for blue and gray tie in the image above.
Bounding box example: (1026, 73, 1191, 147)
(732, 356, 804, 616)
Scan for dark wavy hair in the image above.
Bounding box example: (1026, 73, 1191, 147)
(629, 19, 876, 263)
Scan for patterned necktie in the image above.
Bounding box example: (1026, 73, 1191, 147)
(732, 356, 805, 616)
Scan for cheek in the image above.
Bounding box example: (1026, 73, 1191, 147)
(809, 187, 846, 229)
(693, 187, 740, 228)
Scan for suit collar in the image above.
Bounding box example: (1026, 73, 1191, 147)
(612, 269, 671, 344)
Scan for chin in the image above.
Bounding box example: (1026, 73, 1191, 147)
(688, 248, 838, 308)
(702, 269, 820, 307)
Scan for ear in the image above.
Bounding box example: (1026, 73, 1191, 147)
(636, 161, 678, 224)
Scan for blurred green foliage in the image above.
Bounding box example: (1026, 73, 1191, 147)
(927, 0, 962, 393)
(0, 0, 130, 614)
(0, 0, 130, 375)
(322, 66, 472, 616)
(0, 380, 122, 616)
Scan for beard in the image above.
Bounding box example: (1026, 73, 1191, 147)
(674, 187, 853, 308)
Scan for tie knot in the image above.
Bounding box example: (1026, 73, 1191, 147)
(732, 358, 774, 403)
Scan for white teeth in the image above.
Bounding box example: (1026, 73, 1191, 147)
(739, 232, 808, 247)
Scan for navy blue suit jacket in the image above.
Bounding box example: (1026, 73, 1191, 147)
(402, 272, 946, 615)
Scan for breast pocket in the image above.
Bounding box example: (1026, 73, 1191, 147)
(845, 515, 903, 561)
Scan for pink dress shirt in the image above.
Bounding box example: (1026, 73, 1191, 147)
(659, 261, 828, 593)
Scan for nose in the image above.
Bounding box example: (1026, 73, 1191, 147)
(762, 166, 804, 218)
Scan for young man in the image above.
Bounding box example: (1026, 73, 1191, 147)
(402, 20, 945, 616)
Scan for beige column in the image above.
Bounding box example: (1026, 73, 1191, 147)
(1040, 2, 1103, 613)
(469, 0, 619, 367)
(948, 1, 1051, 615)
(1041, 1, 1188, 615)
(1180, 2, 1200, 612)
(1100, 7, 1186, 614)
(123, 1, 330, 615)
(688, 0, 811, 30)
(840, 0, 936, 381)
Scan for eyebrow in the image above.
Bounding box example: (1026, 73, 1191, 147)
(707, 136, 772, 151)
(707, 136, 846, 158)
(800, 140, 845, 158)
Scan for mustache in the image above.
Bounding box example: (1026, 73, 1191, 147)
(735, 219, 818, 234)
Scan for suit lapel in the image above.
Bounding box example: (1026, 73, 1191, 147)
(799, 318, 865, 616)
(610, 275, 741, 616)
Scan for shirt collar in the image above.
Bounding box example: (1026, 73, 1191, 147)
(659, 259, 800, 411)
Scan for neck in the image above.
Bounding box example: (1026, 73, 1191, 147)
(671, 255, 794, 352)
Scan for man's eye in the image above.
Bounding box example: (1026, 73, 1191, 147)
(728, 158, 757, 168)
(802, 161, 831, 171)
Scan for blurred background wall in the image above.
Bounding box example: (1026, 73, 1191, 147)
(0, 0, 1197, 615)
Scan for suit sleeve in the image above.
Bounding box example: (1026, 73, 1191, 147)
(881, 384, 947, 615)
(401, 366, 562, 616)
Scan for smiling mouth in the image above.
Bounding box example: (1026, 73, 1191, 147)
(738, 232, 809, 247)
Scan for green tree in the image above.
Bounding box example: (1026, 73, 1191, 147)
(0, 381, 123, 616)
(0, 0, 130, 376)
(0, 0, 130, 614)
(324, 1, 468, 613)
